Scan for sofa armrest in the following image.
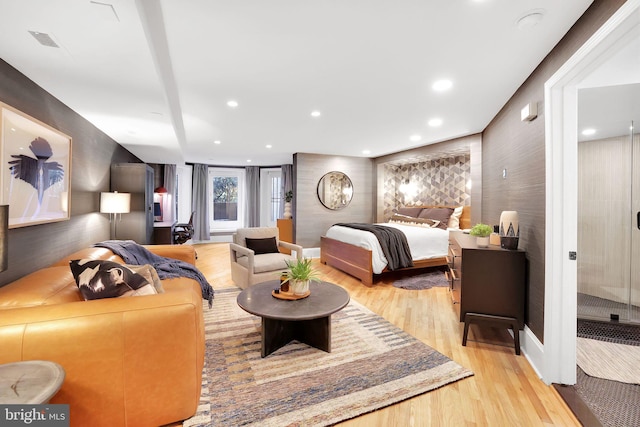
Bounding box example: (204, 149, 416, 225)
(0, 285, 204, 427)
(279, 241, 303, 259)
(144, 244, 196, 265)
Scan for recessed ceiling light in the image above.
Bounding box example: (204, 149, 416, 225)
(227, 100, 239, 108)
(428, 118, 443, 127)
(410, 134, 422, 142)
(266, 144, 272, 149)
(310, 110, 321, 118)
(213, 140, 221, 144)
(432, 79, 453, 92)
(362, 149, 371, 155)
(516, 10, 545, 30)
(582, 128, 596, 136)
(246, 159, 252, 163)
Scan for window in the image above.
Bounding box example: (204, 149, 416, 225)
(208, 168, 244, 231)
(260, 168, 282, 226)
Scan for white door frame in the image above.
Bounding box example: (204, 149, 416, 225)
(543, 0, 640, 385)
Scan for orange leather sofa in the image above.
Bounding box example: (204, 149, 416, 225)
(0, 245, 205, 427)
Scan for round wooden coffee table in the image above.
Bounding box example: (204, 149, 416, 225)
(237, 280, 350, 357)
(0, 360, 65, 404)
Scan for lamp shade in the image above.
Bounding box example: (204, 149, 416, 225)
(154, 186, 168, 194)
(100, 192, 131, 214)
(0, 205, 8, 272)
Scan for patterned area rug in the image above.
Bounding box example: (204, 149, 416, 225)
(392, 268, 449, 290)
(184, 287, 473, 427)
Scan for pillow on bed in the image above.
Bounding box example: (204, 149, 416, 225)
(448, 206, 464, 229)
(418, 207, 454, 230)
(389, 213, 440, 228)
(395, 206, 423, 218)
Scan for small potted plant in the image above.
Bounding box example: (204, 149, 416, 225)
(470, 223, 492, 248)
(283, 258, 321, 295)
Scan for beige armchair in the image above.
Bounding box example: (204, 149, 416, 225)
(230, 227, 303, 289)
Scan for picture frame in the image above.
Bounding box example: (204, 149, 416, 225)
(0, 101, 72, 228)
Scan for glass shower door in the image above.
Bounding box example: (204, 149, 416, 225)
(577, 84, 640, 322)
(631, 122, 640, 322)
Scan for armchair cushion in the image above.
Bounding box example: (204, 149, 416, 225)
(245, 236, 279, 255)
(236, 252, 295, 273)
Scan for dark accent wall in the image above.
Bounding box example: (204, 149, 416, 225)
(0, 59, 140, 286)
(481, 0, 626, 343)
(294, 153, 374, 248)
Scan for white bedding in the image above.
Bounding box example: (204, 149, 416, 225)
(325, 223, 449, 274)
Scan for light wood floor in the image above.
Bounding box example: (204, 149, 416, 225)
(192, 243, 580, 427)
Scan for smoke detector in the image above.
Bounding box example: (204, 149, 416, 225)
(516, 9, 545, 30)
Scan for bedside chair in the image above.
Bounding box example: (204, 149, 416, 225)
(230, 227, 303, 289)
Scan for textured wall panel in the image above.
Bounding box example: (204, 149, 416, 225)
(382, 155, 471, 219)
(294, 153, 374, 248)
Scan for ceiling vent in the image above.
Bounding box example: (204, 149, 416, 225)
(28, 31, 59, 48)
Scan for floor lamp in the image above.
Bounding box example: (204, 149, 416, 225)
(100, 191, 131, 240)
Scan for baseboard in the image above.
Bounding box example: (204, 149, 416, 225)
(304, 247, 320, 258)
(521, 326, 545, 381)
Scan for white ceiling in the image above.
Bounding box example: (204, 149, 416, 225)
(0, 0, 595, 166)
(578, 33, 640, 142)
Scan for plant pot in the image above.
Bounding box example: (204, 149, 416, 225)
(290, 279, 309, 295)
(476, 236, 490, 248)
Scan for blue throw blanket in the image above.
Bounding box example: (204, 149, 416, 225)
(94, 240, 214, 308)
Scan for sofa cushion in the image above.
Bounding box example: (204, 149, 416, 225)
(245, 237, 279, 255)
(0, 267, 82, 308)
(69, 259, 157, 300)
(125, 264, 164, 294)
(236, 253, 296, 274)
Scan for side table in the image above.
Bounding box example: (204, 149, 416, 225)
(0, 360, 65, 404)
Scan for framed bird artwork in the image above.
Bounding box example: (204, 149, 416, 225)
(0, 102, 72, 228)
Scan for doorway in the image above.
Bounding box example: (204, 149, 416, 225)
(544, 0, 640, 386)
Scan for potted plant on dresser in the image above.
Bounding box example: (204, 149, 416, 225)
(470, 223, 492, 248)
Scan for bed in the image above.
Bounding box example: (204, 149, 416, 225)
(320, 205, 471, 286)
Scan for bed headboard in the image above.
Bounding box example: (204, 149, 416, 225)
(413, 205, 471, 230)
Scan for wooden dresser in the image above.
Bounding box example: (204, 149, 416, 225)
(276, 219, 293, 254)
(448, 230, 526, 354)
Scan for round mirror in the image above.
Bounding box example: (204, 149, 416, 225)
(317, 171, 353, 210)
